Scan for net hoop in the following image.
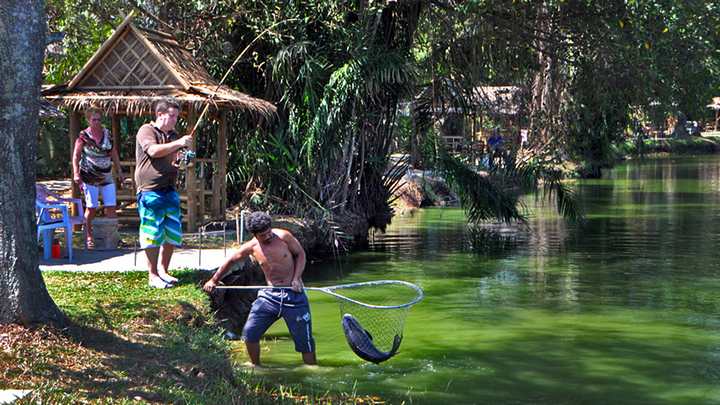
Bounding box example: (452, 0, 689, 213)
(215, 280, 424, 310)
(310, 280, 424, 310)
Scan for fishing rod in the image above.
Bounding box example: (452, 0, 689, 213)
(187, 18, 296, 138)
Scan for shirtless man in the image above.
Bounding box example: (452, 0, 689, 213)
(203, 212, 316, 366)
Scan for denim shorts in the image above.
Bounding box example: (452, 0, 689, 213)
(242, 288, 315, 353)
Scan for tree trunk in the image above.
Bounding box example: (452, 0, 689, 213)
(409, 111, 423, 168)
(529, 3, 564, 149)
(0, 0, 66, 326)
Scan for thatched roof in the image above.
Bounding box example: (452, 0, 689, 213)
(472, 86, 523, 116)
(39, 98, 64, 119)
(42, 12, 276, 119)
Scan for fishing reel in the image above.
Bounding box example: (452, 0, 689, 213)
(177, 149, 196, 169)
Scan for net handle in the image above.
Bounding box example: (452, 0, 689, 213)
(214, 279, 424, 310)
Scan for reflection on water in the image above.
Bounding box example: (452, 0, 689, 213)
(236, 156, 720, 404)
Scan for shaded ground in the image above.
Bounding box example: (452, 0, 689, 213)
(0, 271, 383, 404)
(0, 272, 239, 404)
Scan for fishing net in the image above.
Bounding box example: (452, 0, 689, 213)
(323, 280, 424, 362)
(215, 280, 424, 363)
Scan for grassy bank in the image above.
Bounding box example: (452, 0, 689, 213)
(618, 135, 720, 156)
(0, 271, 378, 404)
(565, 135, 720, 178)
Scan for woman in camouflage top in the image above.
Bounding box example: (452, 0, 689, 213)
(72, 108, 124, 248)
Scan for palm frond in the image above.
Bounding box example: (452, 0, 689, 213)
(385, 155, 411, 205)
(304, 51, 416, 167)
(534, 165, 584, 224)
(432, 144, 584, 225)
(436, 150, 525, 223)
(506, 158, 584, 224)
(272, 41, 328, 109)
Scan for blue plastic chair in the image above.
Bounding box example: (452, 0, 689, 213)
(36, 184, 84, 262)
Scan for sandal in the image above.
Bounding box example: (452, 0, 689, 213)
(158, 272, 179, 284)
(148, 277, 174, 289)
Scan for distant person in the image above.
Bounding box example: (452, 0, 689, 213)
(135, 98, 192, 289)
(635, 126, 647, 158)
(203, 212, 316, 367)
(487, 128, 504, 152)
(72, 108, 124, 249)
(672, 113, 689, 138)
(487, 128, 505, 167)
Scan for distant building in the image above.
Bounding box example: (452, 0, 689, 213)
(442, 85, 525, 151)
(398, 84, 526, 154)
(707, 97, 720, 131)
(471, 85, 524, 139)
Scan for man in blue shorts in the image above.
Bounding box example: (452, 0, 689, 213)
(135, 98, 192, 289)
(203, 212, 316, 366)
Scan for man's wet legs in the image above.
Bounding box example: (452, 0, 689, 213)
(246, 341, 261, 366)
(302, 352, 317, 365)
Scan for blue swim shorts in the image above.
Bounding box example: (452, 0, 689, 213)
(137, 188, 182, 248)
(242, 288, 315, 353)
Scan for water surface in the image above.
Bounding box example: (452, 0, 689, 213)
(235, 156, 720, 404)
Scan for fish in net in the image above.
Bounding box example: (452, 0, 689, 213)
(326, 280, 423, 364)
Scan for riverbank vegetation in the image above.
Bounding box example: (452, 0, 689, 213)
(622, 135, 720, 157)
(40, 2, 720, 237)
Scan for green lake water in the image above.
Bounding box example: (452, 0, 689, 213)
(234, 156, 720, 404)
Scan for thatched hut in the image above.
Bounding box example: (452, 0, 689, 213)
(39, 98, 64, 119)
(42, 13, 276, 231)
(472, 86, 524, 134)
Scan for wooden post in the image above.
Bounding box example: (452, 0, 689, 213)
(211, 159, 220, 217)
(479, 114, 484, 138)
(198, 162, 206, 222)
(470, 112, 476, 143)
(235, 210, 241, 244)
(69, 111, 81, 217)
(111, 114, 120, 157)
(213, 110, 228, 218)
(111, 114, 121, 184)
(185, 109, 198, 232)
(211, 154, 219, 216)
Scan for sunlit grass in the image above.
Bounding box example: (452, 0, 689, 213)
(1, 271, 387, 404)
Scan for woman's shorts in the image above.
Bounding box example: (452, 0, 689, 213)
(83, 183, 116, 208)
(137, 188, 182, 248)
